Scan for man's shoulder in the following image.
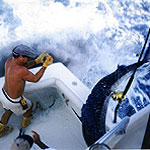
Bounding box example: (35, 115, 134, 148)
(6, 58, 12, 64)
(18, 65, 28, 75)
(10, 63, 28, 75)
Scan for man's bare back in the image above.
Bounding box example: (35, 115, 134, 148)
(3, 58, 27, 99)
(3, 53, 51, 99)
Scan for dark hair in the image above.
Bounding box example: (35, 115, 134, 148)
(22, 55, 30, 58)
(16, 129, 34, 148)
(12, 54, 29, 59)
(16, 134, 33, 148)
(12, 53, 19, 58)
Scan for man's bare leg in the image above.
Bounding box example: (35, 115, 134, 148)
(0, 109, 13, 137)
(1, 109, 13, 125)
(23, 103, 33, 118)
(21, 103, 33, 128)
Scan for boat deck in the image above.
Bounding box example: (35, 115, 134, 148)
(0, 87, 87, 150)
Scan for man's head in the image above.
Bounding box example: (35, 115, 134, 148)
(12, 45, 35, 59)
(10, 134, 33, 150)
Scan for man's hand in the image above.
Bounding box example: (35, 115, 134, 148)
(35, 52, 47, 64)
(31, 130, 41, 144)
(43, 54, 53, 68)
(31, 130, 49, 149)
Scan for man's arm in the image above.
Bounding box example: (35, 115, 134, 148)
(22, 55, 53, 83)
(31, 130, 49, 149)
(23, 66, 46, 83)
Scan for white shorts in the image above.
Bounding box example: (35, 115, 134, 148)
(0, 88, 31, 115)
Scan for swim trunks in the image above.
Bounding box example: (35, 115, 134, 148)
(0, 88, 31, 115)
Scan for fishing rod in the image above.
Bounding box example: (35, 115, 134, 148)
(113, 28, 150, 123)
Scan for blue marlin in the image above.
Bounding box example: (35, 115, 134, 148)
(81, 43, 150, 146)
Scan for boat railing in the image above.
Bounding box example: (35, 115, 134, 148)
(87, 117, 130, 150)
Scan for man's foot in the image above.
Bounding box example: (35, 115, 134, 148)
(0, 123, 13, 138)
(21, 116, 33, 128)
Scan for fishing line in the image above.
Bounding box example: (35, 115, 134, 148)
(113, 28, 150, 123)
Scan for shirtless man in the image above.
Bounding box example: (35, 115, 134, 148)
(0, 44, 53, 137)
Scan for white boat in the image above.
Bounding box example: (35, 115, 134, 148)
(0, 62, 149, 149)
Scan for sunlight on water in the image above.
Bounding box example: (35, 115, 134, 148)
(0, 0, 149, 110)
(1, 0, 149, 84)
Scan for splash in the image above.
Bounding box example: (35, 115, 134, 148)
(0, 0, 150, 111)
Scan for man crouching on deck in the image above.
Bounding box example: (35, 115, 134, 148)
(0, 44, 53, 137)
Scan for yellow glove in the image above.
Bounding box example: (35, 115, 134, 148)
(35, 52, 47, 64)
(43, 54, 53, 68)
(112, 92, 125, 101)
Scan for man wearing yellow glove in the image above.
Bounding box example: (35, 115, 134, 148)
(43, 54, 53, 68)
(35, 51, 47, 64)
(0, 44, 53, 137)
(35, 52, 53, 68)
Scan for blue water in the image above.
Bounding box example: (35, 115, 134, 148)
(0, 0, 150, 117)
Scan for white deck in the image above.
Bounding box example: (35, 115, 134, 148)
(25, 87, 87, 150)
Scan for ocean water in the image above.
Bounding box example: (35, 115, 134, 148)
(0, 0, 150, 148)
